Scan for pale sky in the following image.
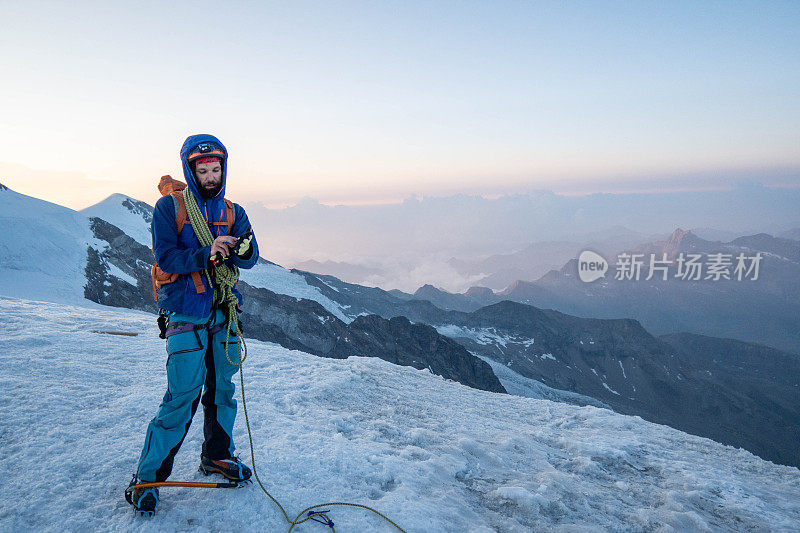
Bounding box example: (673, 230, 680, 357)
(1, 1, 799, 210)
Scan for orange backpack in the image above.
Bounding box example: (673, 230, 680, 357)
(150, 175, 235, 302)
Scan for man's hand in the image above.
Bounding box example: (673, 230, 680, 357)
(210, 236, 237, 261)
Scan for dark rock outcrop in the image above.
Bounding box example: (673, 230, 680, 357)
(121, 197, 154, 227)
(84, 217, 156, 312)
(658, 332, 800, 468)
(330, 314, 505, 393)
(236, 281, 506, 394)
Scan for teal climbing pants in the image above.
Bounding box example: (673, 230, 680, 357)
(137, 308, 241, 482)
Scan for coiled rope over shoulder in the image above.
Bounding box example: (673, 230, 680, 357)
(183, 187, 246, 366)
(182, 188, 406, 533)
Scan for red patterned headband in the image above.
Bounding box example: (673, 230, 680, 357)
(195, 156, 221, 166)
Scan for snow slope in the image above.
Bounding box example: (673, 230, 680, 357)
(0, 187, 106, 305)
(1, 296, 798, 532)
(239, 261, 353, 323)
(81, 193, 153, 248)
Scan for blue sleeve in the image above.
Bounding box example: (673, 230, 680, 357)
(152, 195, 211, 273)
(227, 203, 259, 270)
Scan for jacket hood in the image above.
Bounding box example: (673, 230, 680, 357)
(180, 134, 228, 206)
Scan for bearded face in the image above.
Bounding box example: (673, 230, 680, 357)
(194, 160, 223, 198)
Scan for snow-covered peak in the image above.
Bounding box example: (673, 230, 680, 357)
(81, 193, 154, 247)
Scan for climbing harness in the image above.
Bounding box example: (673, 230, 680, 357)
(129, 187, 407, 532)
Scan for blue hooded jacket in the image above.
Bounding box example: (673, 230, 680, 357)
(152, 134, 259, 318)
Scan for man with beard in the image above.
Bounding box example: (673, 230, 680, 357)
(128, 134, 259, 515)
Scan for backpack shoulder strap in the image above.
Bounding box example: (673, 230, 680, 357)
(223, 199, 235, 234)
(157, 190, 205, 297)
(170, 192, 188, 234)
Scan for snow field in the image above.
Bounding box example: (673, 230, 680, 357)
(1, 296, 799, 532)
(238, 261, 353, 323)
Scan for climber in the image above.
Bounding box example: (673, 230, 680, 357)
(129, 134, 259, 515)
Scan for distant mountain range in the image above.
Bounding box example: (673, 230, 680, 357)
(446, 228, 668, 290)
(397, 229, 800, 355)
(512, 229, 800, 354)
(444, 224, 800, 291)
(2, 184, 799, 469)
(244, 183, 800, 264)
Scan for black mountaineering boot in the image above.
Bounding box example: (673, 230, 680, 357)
(125, 476, 159, 516)
(133, 487, 159, 516)
(199, 456, 252, 483)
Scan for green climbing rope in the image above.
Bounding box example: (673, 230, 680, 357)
(182, 188, 406, 532)
(183, 188, 245, 366)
